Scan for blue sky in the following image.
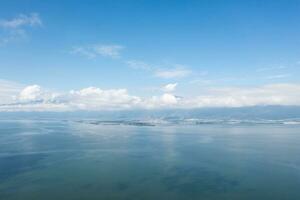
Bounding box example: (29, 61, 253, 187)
(0, 0, 300, 111)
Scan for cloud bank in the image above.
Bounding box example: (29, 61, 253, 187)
(1, 81, 300, 111)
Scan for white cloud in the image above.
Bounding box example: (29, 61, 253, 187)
(18, 85, 62, 103)
(69, 87, 141, 109)
(1, 82, 300, 111)
(71, 44, 124, 59)
(155, 68, 191, 79)
(143, 93, 179, 109)
(19, 85, 42, 101)
(0, 85, 142, 111)
(162, 83, 177, 92)
(0, 13, 42, 45)
(161, 93, 178, 104)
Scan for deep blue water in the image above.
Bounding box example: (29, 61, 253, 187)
(0, 119, 300, 200)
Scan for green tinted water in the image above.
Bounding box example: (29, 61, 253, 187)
(0, 120, 300, 199)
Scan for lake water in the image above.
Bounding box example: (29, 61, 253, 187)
(0, 119, 300, 200)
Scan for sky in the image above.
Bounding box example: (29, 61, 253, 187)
(0, 0, 300, 111)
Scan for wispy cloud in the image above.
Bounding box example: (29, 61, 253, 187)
(126, 60, 152, 70)
(93, 44, 124, 58)
(256, 65, 287, 72)
(189, 79, 214, 85)
(155, 68, 191, 79)
(126, 60, 192, 79)
(71, 44, 124, 59)
(0, 13, 42, 29)
(266, 74, 290, 79)
(0, 13, 42, 45)
(70, 47, 96, 59)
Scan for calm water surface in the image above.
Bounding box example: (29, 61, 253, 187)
(0, 120, 300, 200)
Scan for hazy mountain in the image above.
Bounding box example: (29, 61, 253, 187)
(1, 106, 300, 121)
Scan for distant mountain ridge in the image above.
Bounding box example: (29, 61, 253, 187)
(1, 106, 300, 121)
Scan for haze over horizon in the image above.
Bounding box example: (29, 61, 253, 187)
(1, 0, 300, 111)
(2, 2, 300, 200)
